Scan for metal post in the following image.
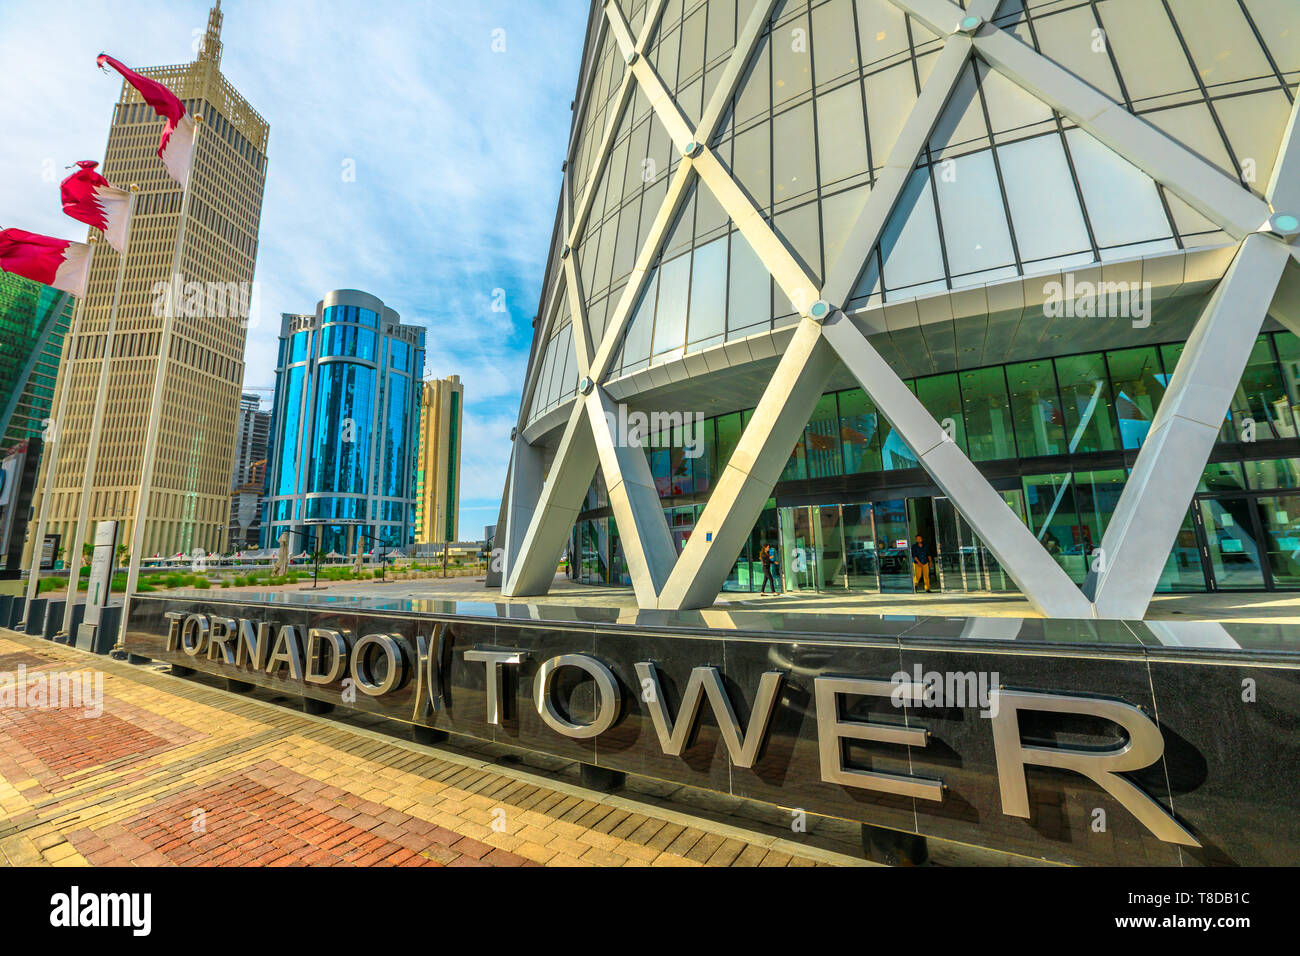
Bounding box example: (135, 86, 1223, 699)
(61, 186, 139, 638)
(22, 239, 99, 623)
(115, 115, 203, 656)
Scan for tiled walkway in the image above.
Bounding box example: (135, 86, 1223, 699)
(0, 630, 857, 868)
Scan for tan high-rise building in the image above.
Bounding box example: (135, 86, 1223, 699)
(415, 375, 463, 545)
(31, 1, 268, 560)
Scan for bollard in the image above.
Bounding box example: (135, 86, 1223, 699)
(23, 598, 48, 636)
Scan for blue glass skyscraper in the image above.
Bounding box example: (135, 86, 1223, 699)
(263, 290, 425, 554)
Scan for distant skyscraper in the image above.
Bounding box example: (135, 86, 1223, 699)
(228, 392, 269, 549)
(415, 375, 463, 544)
(0, 273, 76, 450)
(263, 290, 426, 554)
(30, 0, 268, 559)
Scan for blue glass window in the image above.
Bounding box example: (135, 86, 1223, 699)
(319, 324, 378, 360)
(310, 362, 376, 494)
(382, 373, 412, 498)
(290, 331, 311, 363)
(306, 497, 365, 521)
(274, 365, 305, 496)
(390, 340, 410, 373)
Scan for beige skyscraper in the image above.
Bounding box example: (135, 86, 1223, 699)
(31, 1, 268, 560)
(415, 375, 463, 545)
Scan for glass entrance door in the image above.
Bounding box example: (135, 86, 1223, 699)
(1199, 492, 1300, 591)
(933, 497, 981, 592)
(813, 505, 846, 590)
(1199, 495, 1266, 589)
(841, 503, 880, 591)
(1260, 495, 1300, 588)
(874, 498, 912, 592)
(779, 506, 818, 591)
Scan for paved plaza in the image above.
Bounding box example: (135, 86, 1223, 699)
(0, 629, 864, 868)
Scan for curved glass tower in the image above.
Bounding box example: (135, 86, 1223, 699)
(499, 0, 1300, 619)
(264, 289, 425, 554)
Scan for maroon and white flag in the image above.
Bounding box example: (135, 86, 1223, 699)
(0, 228, 92, 296)
(61, 160, 130, 253)
(96, 53, 195, 187)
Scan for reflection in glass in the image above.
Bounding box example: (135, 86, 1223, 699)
(1200, 497, 1265, 589)
(1260, 495, 1300, 588)
(1055, 353, 1119, 453)
(1008, 360, 1066, 457)
(1107, 346, 1165, 449)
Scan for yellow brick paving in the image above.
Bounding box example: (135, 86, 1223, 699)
(0, 630, 864, 868)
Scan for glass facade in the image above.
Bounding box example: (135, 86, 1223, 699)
(571, 330, 1300, 593)
(263, 293, 425, 554)
(527, 0, 1300, 611)
(0, 272, 76, 449)
(526, 0, 1300, 435)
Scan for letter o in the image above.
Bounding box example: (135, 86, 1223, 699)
(181, 614, 210, 657)
(533, 654, 621, 739)
(350, 633, 406, 696)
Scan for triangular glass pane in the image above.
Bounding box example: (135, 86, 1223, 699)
(1062, 127, 1177, 260)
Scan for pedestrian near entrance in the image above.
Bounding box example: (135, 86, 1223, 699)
(760, 542, 780, 594)
(911, 534, 934, 593)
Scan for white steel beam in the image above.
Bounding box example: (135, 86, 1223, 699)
(587, 386, 678, 604)
(1090, 237, 1292, 618)
(658, 320, 839, 609)
(504, 402, 599, 596)
(823, 311, 1094, 617)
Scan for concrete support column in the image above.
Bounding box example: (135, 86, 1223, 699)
(586, 387, 677, 606)
(504, 402, 597, 597)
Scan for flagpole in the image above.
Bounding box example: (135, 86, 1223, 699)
(114, 115, 202, 657)
(60, 185, 139, 639)
(21, 238, 98, 623)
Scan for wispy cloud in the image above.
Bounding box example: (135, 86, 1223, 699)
(0, 0, 586, 539)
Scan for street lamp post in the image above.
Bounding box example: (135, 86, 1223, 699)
(355, 529, 386, 583)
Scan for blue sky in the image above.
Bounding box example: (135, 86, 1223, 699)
(0, 0, 589, 538)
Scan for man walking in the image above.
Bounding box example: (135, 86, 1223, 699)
(911, 534, 934, 593)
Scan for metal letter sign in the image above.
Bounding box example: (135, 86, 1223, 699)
(123, 594, 1299, 866)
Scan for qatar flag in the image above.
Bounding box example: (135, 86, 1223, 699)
(0, 228, 92, 296)
(61, 161, 131, 253)
(97, 53, 195, 187)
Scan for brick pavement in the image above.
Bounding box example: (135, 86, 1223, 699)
(0, 630, 859, 868)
